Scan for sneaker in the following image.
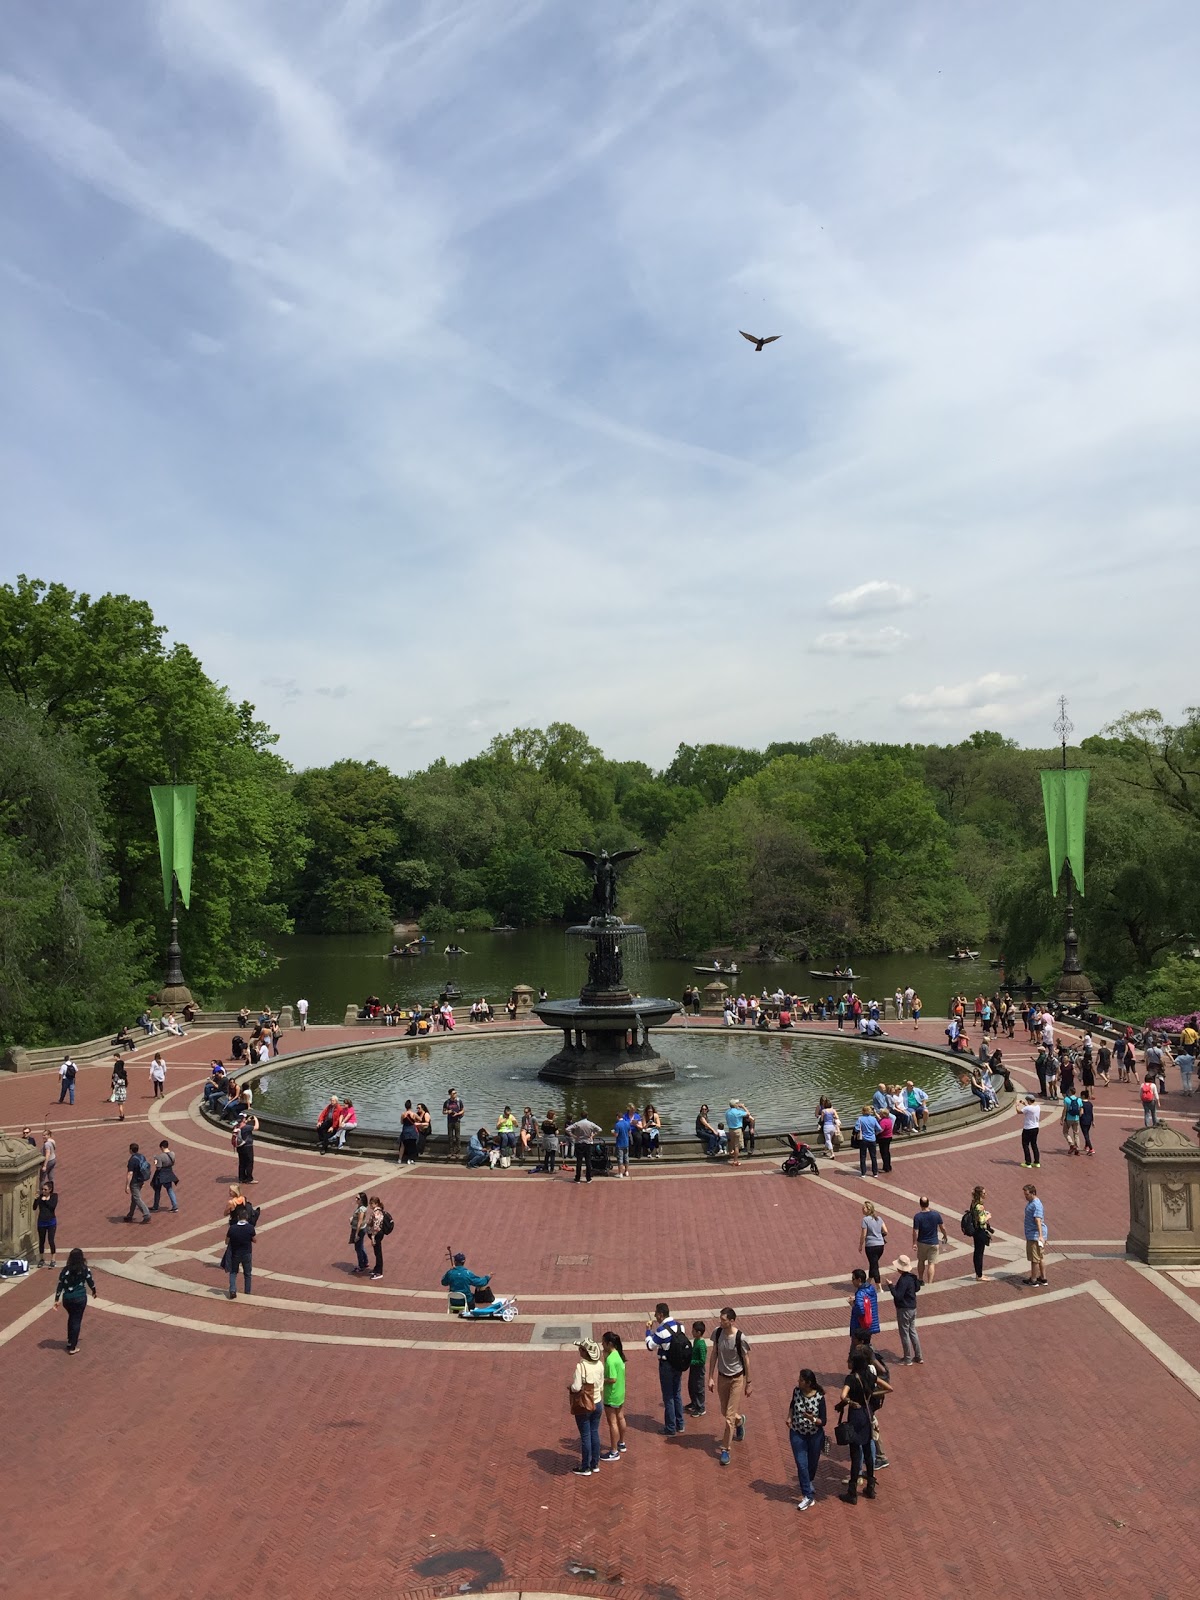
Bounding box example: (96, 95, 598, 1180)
(572, 1466, 591, 1476)
(67, 1346, 79, 1355)
(601, 1451, 620, 1461)
(718, 1449, 730, 1466)
(797, 1496, 814, 1512)
(1020, 1278, 1037, 1286)
(873, 1454, 890, 1469)
(734, 1415, 746, 1442)
(227, 1291, 237, 1299)
(902, 1358, 912, 1366)
(912, 1357, 923, 1365)
(370, 1272, 382, 1280)
(617, 1442, 627, 1453)
(1022, 1162, 1032, 1168)
(1036, 1277, 1048, 1285)
(1033, 1162, 1040, 1167)
(661, 1428, 676, 1436)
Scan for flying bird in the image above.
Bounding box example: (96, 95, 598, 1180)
(740, 331, 780, 351)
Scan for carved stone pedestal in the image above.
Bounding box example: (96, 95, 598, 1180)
(0, 1131, 44, 1262)
(701, 981, 729, 1017)
(1122, 1124, 1200, 1265)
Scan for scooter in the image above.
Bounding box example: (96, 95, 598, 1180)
(459, 1295, 519, 1322)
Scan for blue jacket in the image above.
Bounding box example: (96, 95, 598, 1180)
(442, 1265, 489, 1305)
(850, 1283, 880, 1337)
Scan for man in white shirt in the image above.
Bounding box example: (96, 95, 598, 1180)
(903, 986, 914, 1019)
(565, 1116, 602, 1183)
(297, 997, 309, 1032)
(58, 1056, 78, 1106)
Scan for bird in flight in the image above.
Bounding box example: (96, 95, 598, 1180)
(740, 331, 780, 351)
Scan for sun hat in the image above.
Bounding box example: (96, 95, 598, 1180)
(577, 1338, 601, 1361)
(893, 1254, 913, 1272)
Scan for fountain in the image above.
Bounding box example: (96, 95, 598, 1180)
(534, 847, 680, 1084)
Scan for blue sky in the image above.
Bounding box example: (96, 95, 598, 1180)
(2, 0, 1198, 771)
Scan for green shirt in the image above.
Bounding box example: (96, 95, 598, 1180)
(603, 1349, 626, 1407)
(690, 1336, 707, 1369)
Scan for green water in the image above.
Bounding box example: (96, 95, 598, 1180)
(219, 928, 1009, 1027)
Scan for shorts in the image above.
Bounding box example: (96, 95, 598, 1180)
(916, 1243, 939, 1269)
(727, 1129, 743, 1154)
(1026, 1239, 1045, 1265)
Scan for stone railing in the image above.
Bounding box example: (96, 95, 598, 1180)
(0, 1005, 292, 1075)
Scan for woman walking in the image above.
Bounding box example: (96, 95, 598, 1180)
(788, 1368, 827, 1511)
(568, 1337, 605, 1476)
(1080, 1088, 1096, 1155)
(55, 1248, 97, 1354)
(600, 1331, 628, 1461)
(818, 1097, 841, 1159)
(1017, 1095, 1041, 1168)
(111, 1057, 129, 1121)
(368, 1194, 387, 1280)
(151, 1140, 179, 1212)
(837, 1351, 890, 1504)
(36, 1179, 58, 1268)
(859, 1201, 887, 1284)
(968, 1185, 992, 1280)
(349, 1191, 371, 1274)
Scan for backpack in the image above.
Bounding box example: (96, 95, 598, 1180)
(381, 1211, 395, 1236)
(65, 1061, 77, 1081)
(1140, 1082, 1156, 1104)
(961, 1209, 975, 1238)
(133, 1153, 151, 1183)
(664, 1327, 693, 1372)
(1063, 1096, 1082, 1121)
(713, 1325, 746, 1373)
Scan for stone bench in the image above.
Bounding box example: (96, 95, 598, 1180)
(1, 1033, 138, 1074)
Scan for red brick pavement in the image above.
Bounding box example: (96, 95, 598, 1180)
(4, 1019, 1200, 1600)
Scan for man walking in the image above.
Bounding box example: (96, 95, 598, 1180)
(1061, 1089, 1083, 1156)
(707, 1305, 751, 1466)
(911, 1197, 948, 1283)
(58, 1055, 77, 1105)
(886, 1254, 923, 1364)
(124, 1142, 151, 1223)
(1021, 1183, 1047, 1285)
(645, 1301, 687, 1436)
(566, 1114, 602, 1183)
(296, 996, 309, 1031)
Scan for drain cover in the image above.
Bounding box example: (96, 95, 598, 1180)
(532, 1320, 592, 1345)
(555, 1253, 591, 1267)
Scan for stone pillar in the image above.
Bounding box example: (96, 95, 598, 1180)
(0, 1132, 43, 1262)
(1122, 1125, 1200, 1265)
(344, 1004, 363, 1027)
(510, 984, 535, 1016)
(701, 981, 728, 1017)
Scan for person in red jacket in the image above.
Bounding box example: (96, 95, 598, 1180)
(317, 1095, 343, 1153)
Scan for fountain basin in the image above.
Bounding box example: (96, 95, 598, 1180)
(534, 996, 680, 1082)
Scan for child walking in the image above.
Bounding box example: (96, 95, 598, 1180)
(687, 1320, 708, 1416)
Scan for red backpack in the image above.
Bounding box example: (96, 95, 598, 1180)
(1140, 1081, 1156, 1104)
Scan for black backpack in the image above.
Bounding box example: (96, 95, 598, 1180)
(133, 1153, 151, 1183)
(961, 1209, 975, 1237)
(381, 1211, 395, 1236)
(664, 1327, 692, 1372)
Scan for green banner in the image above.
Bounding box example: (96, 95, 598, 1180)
(150, 784, 197, 909)
(1040, 768, 1089, 896)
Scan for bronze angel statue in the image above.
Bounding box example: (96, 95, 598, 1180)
(561, 847, 642, 918)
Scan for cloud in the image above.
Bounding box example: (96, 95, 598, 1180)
(404, 716, 435, 732)
(812, 626, 909, 657)
(827, 581, 917, 616)
(315, 684, 348, 699)
(899, 674, 1022, 713)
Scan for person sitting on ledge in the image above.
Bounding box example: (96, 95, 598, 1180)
(466, 1128, 493, 1168)
(317, 1095, 343, 1153)
(138, 1010, 157, 1035)
(989, 1049, 1014, 1095)
(695, 1104, 721, 1157)
(334, 1099, 358, 1149)
(441, 1252, 493, 1309)
(203, 1066, 229, 1106)
(112, 1025, 137, 1052)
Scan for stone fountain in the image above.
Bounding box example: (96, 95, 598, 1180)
(535, 848, 680, 1084)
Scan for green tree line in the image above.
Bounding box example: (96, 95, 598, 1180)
(2, 577, 1197, 1043)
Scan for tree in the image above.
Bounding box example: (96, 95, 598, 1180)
(1100, 709, 1200, 826)
(290, 760, 403, 932)
(662, 742, 766, 805)
(0, 695, 138, 1044)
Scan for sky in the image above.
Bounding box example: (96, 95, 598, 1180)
(2, 0, 1198, 773)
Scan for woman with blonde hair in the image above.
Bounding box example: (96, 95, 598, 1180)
(859, 1200, 887, 1284)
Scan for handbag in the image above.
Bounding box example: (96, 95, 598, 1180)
(849, 1128, 861, 1148)
(569, 1385, 595, 1416)
(834, 1420, 849, 1447)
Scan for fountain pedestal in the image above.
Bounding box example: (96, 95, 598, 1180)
(534, 916, 680, 1084)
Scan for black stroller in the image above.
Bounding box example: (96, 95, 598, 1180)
(590, 1139, 611, 1176)
(780, 1133, 819, 1176)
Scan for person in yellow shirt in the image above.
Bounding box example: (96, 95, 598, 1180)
(496, 1106, 518, 1161)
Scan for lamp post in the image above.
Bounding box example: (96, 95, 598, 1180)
(1053, 698, 1093, 1004)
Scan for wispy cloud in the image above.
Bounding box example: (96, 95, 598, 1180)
(812, 626, 909, 657)
(827, 581, 917, 616)
(899, 674, 1022, 713)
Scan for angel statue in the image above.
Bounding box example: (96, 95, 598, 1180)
(560, 847, 642, 918)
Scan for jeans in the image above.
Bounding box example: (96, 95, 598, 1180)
(848, 1436, 875, 1493)
(1143, 1104, 1159, 1127)
(574, 1144, 594, 1182)
(64, 1299, 86, 1350)
(858, 1140, 878, 1176)
(897, 1305, 922, 1361)
(126, 1182, 150, 1220)
(1082, 1120, 1093, 1151)
(59, 1081, 75, 1104)
(972, 1233, 987, 1277)
(152, 1179, 178, 1213)
(657, 1360, 684, 1433)
(354, 1234, 368, 1271)
(228, 1250, 252, 1294)
(575, 1407, 602, 1470)
(687, 1365, 706, 1412)
(1021, 1129, 1040, 1165)
(789, 1428, 824, 1498)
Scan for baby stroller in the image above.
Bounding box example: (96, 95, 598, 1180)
(780, 1134, 819, 1176)
(590, 1140, 611, 1176)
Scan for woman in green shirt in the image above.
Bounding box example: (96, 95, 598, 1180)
(600, 1331, 627, 1460)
